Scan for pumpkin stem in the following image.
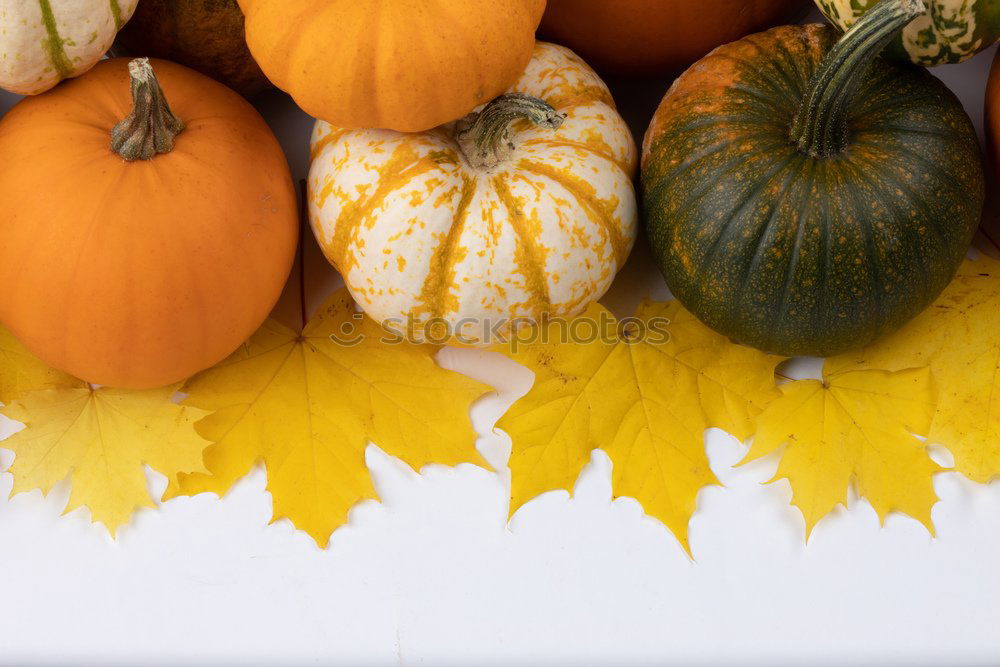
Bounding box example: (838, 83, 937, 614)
(111, 58, 185, 161)
(455, 93, 565, 170)
(791, 0, 925, 157)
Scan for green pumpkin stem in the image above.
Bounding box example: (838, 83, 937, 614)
(455, 93, 565, 170)
(791, 0, 925, 157)
(111, 58, 185, 162)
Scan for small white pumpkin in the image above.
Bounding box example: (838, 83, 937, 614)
(0, 0, 138, 95)
(308, 42, 638, 344)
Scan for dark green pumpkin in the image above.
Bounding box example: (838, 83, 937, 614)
(641, 0, 984, 357)
(115, 0, 271, 97)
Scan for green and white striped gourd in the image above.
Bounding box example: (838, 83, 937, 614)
(0, 0, 137, 95)
(817, 0, 1000, 65)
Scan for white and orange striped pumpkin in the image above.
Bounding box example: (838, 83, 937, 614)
(0, 0, 137, 95)
(308, 42, 638, 345)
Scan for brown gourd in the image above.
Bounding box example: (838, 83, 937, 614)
(115, 0, 270, 97)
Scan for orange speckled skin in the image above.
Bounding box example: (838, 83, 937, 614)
(0, 58, 298, 388)
(308, 43, 639, 346)
(642, 25, 983, 357)
(237, 0, 546, 132)
(539, 0, 809, 75)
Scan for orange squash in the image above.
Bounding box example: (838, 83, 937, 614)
(236, 0, 546, 132)
(985, 49, 1000, 238)
(986, 50, 1000, 168)
(0, 58, 298, 389)
(539, 0, 810, 75)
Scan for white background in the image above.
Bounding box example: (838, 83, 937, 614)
(0, 9, 998, 666)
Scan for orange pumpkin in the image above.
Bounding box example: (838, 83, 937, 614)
(0, 58, 298, 389)
(236, 0, 546, 132)
(539, 0, 810, 75)
(985, 49, 1000, 238)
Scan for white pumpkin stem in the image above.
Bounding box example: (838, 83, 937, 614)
(791, 0, 925, 157)
(455, 93, 565, 170)
(111, 58, 185, 161)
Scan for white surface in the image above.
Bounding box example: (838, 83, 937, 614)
(0, 12, 999, 666)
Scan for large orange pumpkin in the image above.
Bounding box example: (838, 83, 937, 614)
(236, 0, 546, 132)
(985, 49, 1000, 240)
(0, 58, 298, 389)
(539, 0, 810, 74)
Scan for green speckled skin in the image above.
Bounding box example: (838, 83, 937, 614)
(641, 24, 984, 357)
(817, 0, 1000, 66)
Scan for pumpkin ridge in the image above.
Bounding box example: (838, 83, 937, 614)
(649, 123, 785, 160)
(840, 164, 910, 347)
(647, 133, 796, 232)
(856, 137, 979, 250)
(644, 138, 760, 206)
(773, 158, 820, 325)
(730, 158, 811, 328)
(824, 157, 886, 342)
(815, 167, 835, 336)
(518, 159, 630, 266)
(766, 30, 825, 100)
(857, 179, 893, 339)
(414, 174, 477, 321)
(523, 137, 628, 175)
(492, 173, 552, 318)
(863, 123, 969, 141)
(848, 148, 944, 251)
(325, 143, 441, 275)
(726, 81, 795, 116)
(844, 155, 945, 311)
(37, 0, 73, 81)
(824, 157, 911, 345)
(696, 150, 802, 283)
(850, 86, 937, 120)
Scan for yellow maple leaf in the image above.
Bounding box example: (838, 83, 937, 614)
(497, 300, 782, 553)
(827, 258, 1000, 483)
(167, 289, 490, 547)
(2, 384, 211, 535)
(745, 367, 940, 537)
(0, 325, 80, 405)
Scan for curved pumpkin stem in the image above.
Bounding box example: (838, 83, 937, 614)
(791, 0, 925, 157)
(455, 93, 565, 170)
(111, 58, 185, 162)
